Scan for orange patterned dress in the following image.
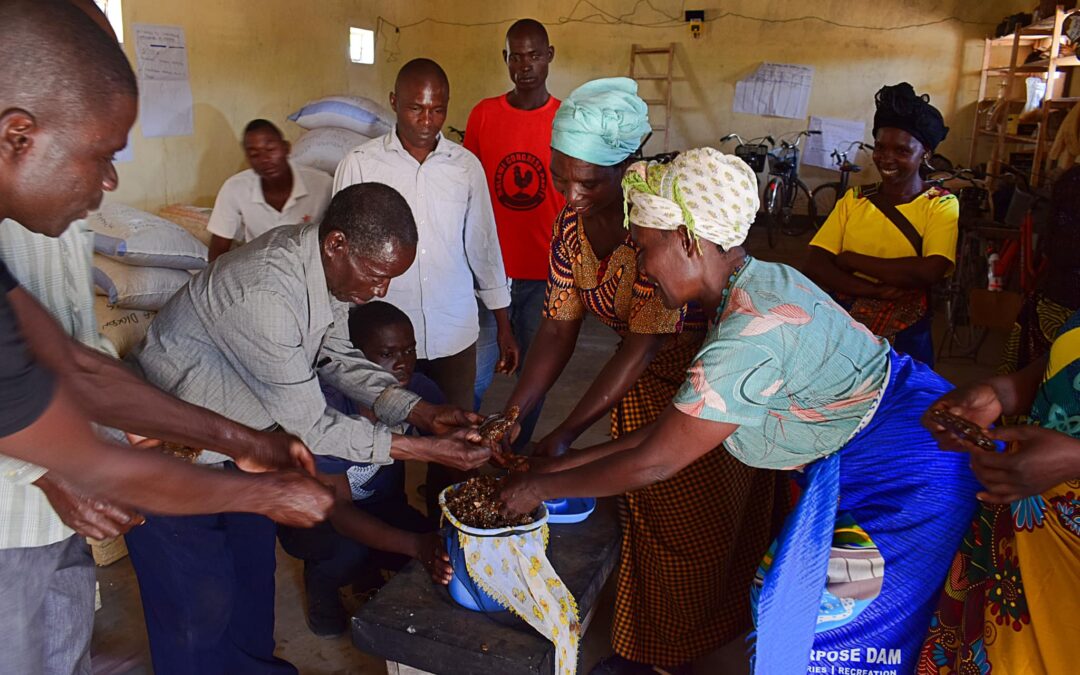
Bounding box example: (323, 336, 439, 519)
(544, 206, 787, 665)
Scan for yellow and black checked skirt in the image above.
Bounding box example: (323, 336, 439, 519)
(608, 332, 789, 666)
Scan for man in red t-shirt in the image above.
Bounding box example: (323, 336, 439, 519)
(465, 18, 563, 445)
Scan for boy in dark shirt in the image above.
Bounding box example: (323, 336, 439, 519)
(280, 302, 450, 638)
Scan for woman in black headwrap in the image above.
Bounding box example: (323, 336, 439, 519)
(805, 83, 957, 366)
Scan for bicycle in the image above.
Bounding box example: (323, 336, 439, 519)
(930, 166, 1023, 361)
(810, 141, 873, 227)
(760, 130, 821, 248)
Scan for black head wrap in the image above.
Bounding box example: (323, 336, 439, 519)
(872, 83, 948, 151)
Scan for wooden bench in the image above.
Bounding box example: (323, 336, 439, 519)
(352, 499, 621, 675)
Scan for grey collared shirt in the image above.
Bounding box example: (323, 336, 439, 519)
(130, 223, 420, 464)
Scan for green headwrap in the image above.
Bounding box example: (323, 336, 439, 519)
(550, 77, 651, 167)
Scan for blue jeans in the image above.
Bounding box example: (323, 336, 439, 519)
(125, 476, 294, 675)
(474, 279, 546, 447)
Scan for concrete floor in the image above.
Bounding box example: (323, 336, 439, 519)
(88, 222, 1000, 674)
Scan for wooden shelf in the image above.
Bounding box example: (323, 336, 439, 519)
(1019, 8, 1080, 36)
(987, 56, 1080, 75)
(975, 129, 1039, 144)
(1016, 55, 1080, 72)
(977, 96, 1080, 106)
(971, 6, 1076, 189)
(992, 9, 1079, 42)
(990, 34, 1053, 44)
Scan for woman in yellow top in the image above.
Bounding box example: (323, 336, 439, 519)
(805, 83, 958, 366)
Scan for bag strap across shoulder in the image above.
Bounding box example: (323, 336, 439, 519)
(864, 185, 923, 256)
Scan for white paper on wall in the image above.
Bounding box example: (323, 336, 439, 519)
(133, 24, 193, 137)
(733, 63, 814, 120)
(803, 117, 868, 171)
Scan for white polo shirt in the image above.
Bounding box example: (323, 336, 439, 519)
(207, 160, 333, 243)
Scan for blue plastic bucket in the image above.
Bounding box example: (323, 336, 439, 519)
(439, 484, 549, 613)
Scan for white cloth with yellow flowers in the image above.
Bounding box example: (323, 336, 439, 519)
(444, 504, 580, 674)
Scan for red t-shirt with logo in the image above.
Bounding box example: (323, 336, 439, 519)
(464, 94, 565, 281)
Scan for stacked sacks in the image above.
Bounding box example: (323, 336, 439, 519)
(94, 298, 155, 358)
(89, 204, 206, 312)
(157, 203, 213, 246)
(291, 127, 371, 174)
(287, 95, 392, 174)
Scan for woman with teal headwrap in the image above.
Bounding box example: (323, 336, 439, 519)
(495, 79, 788, 673)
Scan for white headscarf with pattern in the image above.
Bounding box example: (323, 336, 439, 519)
(622, 147, 759, 250)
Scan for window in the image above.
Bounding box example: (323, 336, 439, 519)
(93, 0, 124, 43)
(350, 26, 375, 65)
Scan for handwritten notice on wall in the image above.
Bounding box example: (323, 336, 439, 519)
(733, 63, 814, 120)
(803, 116, 868, 170)
(133, 24, 193, 137)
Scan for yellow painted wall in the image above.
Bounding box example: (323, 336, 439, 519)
(377, 0, 1034, 186)
(111, 0, 399, 209)
(111, 0, 1032, 209)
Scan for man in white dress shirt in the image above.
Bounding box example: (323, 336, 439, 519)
(334, 59, 518, 412)
(208, 119, 333, 261)
(335, 58, 518, 514)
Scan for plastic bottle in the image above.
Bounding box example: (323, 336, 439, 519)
(987, 252, 1003, 291)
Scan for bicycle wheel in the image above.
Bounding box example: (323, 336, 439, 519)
(939, 231, 988, 358)
(763, 179, 784, 249)
(780, 180, 817, 236)
(811, 183, 840, 229)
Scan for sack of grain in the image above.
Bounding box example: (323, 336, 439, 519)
(287, 95, 393, 137)
(92, 254, 191, 311)
(89, 203, 208, 270)
(158, 204, 213, 247)
(291, 127, 371, 174)
(94, 296, 155, 357)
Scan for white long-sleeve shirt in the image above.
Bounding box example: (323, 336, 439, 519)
(0, 219, 111, 548)
(333, 129, 511, 360)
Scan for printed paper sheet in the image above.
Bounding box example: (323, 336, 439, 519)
(133, 24, 193, 137)
(803, 117, 868, 171)
(733, 63, 814, 120)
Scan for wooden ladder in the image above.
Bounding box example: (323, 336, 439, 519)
(629, 43, 676, 152)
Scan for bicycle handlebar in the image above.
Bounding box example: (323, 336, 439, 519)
(723, 129, 822, 150)
(777, 129, 821, 150)
(720, 133, 774, 149)
(840, 140, 872, 154)
(829, 141, 872, 167)
(926, 167, 986, 189)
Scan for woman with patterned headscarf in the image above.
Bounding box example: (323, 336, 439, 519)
(499, 147, 982, 674)
(805, 83, 957, 367)
(495, 80, 787, 674)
